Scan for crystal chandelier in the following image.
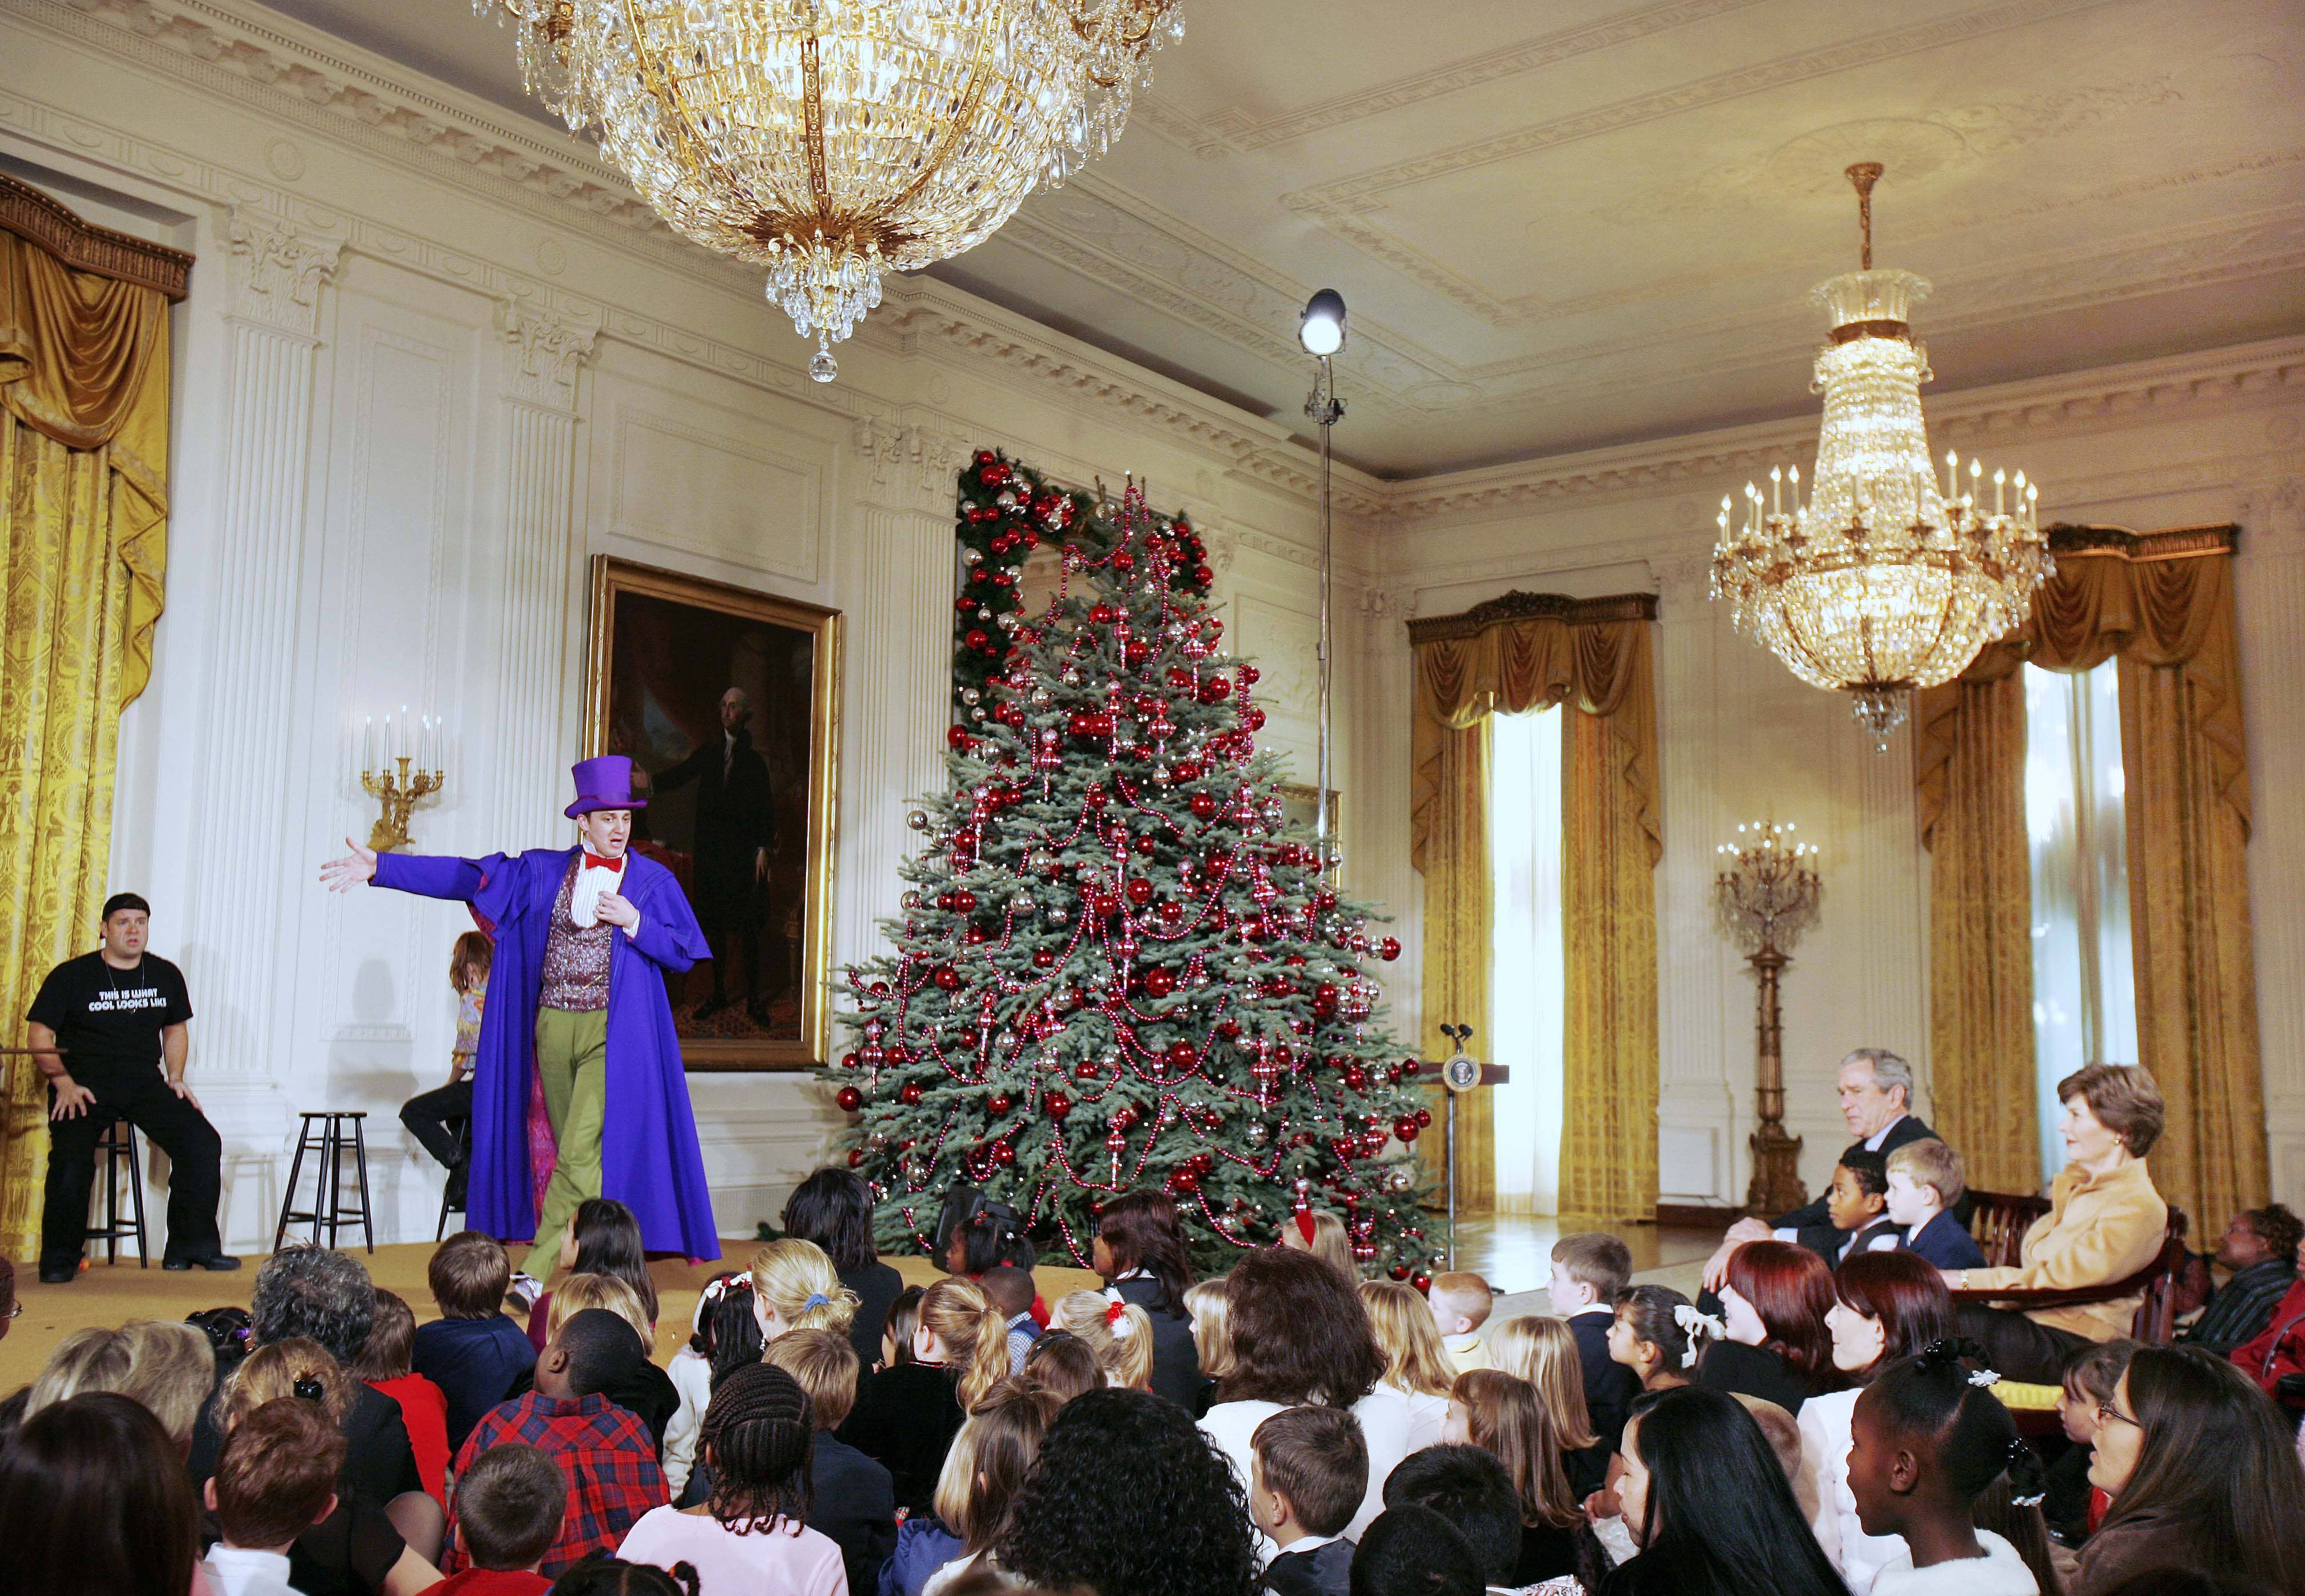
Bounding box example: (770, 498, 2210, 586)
(1711, 163, 2049, 743)
(481, 0, 1184, 382)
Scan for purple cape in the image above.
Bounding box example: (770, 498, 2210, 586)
(373, 847, 721, 1259)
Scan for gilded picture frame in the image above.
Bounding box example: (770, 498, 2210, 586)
(1277, 781, 1340, 847)
(585, 556, 842, 1070)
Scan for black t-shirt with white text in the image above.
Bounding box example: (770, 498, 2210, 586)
(26, 952, 193, 1090)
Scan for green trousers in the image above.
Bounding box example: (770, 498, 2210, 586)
(523, 1005, 608, 1279)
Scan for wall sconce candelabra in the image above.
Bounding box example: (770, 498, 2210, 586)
(1715, 821, 1822, 1216)
(359, 707, 446, 853)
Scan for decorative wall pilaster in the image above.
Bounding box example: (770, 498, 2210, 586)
(2234, 473, 2305, 1197)
(840, 420, 970, 975)
(489, 295, 599, 848)
(1651, 553, 1738, 1206)
(188, 214, 342, 1088)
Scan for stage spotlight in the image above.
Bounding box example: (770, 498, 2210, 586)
(1299, 288, 1347, 356)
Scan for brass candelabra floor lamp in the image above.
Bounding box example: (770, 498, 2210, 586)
(1716, 822, 1822, 1216)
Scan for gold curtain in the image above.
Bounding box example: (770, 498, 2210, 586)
(1915, 526, 2262, 1224)
(0, 175, 188, 1260)
(1410, 593, 1661, 1223)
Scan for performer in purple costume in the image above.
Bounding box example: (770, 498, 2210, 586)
(321, 756, 719, 1270)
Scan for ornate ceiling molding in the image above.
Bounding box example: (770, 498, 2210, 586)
(1137, 0, 1772, 158)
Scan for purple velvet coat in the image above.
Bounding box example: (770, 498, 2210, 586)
(373, 847, 720, 1260)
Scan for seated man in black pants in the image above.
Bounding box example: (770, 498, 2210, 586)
(399, 931, 491, 1211)
(27, 892, 236, 1282)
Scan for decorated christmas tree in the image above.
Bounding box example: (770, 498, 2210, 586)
(834, 460, 1444, 1280)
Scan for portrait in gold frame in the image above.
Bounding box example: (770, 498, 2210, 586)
(585, 556, 842, 1070)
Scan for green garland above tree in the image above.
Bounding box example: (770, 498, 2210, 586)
(953, 449, 1210, 719)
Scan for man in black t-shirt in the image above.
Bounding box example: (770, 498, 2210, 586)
(26, 892, 234, 1283)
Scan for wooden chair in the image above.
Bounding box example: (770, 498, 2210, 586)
(1952, 1207, 2192, 1343)
(1965, 1188, 2052, 1269)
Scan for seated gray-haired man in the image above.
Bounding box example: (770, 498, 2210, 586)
(1708, 1048, 1956, 1283)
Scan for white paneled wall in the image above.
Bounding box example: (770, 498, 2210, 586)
(5, 0, 2300, 1252)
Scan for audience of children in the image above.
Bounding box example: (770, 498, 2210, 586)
(435, 1442, 567, 1594)
(1484, 1311, 1605, 1497)
(613, 1362, 846, 1595)
(1359, 1278, 1457, 1451)
(1427, 1272, 1495, 1374)
(1093, 1189, 1205, 1409)
(1843, 1340, 2048, 1596)
(1443, 1368, 1586, 1585)
(1047, 1287, 1154, 1390)
(761, 1328, 896, 1596)
(1798, 1250, 1955, 1590)
(358, 1290, 452, 1509)
(15, 1160, 2305, 1596)
(417, 1232, 540, 1453)
(446, 1310, 667, 1579)
(839, 1275, 1008, 1517)
(1548, 1234, 1644, 1453)
(1883, 1142, 1988, 1272)
(779, 1167, 907, 1374)
(525, 1200, 660, 1352)
(980, 1266, 1040, 1373)
(1254, 1404, 1367, 1596)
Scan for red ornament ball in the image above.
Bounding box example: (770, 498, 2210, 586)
(1415, 1108, 1433, 1128)
(1126, 879, 1157, 907)
(946, 725, 971, 749)
(848, 1148, 867, 1167)
(1411, 1272, 1431, 1294)
(1043, 1091, 1072, 1120)
(988, 1093, 1013, 1116)
(1167, 1039, 1196, 1068)
(1389, 1263, 1411, 1280)
(991, 1138, 1015, 1167)
(934, 966, 961, 991)
(1379, 936, 1402, 962)
(1399, 1059, 1422, 1078)
(1142, 967, 1176, 998)
(1190, 793, 1219, 820)
(1394, 1115, 1420, 1143)
(899, 1082, 923, 1104)
(836, 1085, 864, 1112)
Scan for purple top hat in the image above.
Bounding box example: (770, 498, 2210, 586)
(565, 753, 649, 819)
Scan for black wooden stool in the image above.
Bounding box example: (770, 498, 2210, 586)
(274, 1111, 374, 1253)
(434, 1117, 471, 1242)
(86, 1119, 150, 1267)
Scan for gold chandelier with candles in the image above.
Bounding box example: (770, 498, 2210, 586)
(1712, 163, 2050, 743)
(482, 0, 1184, 382)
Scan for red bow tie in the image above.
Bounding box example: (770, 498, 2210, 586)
(584, 852, 625, 873)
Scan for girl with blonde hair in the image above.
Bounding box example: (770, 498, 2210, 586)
(1486, 1311, 1606, 1497)
(216, 1336, 352, 1431)
(748, 1236, 861, 1342)
(847, 1276, 1012, 1519)
(545, 1271, 653, 1345)
(28, 1322, 215, 1452)
(921, 1380, 1063, 1595)
(1279, 1209, 1357, 1281)
(1048, 1290, 1154, 1391)
(1358, 1278, 1455, 1450)
(1183, 1276, 1233, 1415)
(1445, 1368, 1585, 1586)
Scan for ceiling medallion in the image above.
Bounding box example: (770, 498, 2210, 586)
(482, 0, 1184, 382)
(1711, 163, 2049, 746)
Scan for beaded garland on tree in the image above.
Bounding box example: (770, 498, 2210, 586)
(951, 449, 1210, 719)
(836, 470, 1443, 1282)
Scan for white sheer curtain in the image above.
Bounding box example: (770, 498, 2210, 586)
(1488, 708, 1566, 1215)
(2023, 660, 2138, 1181)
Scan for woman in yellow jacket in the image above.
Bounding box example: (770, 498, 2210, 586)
(1951, 1063, 2170, 1384)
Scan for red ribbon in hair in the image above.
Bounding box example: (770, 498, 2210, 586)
(1294, 1210, 1317, 1247)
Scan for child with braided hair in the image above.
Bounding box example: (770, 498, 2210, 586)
(1845, 1339, 2050, 1596)
(615, 1362, 842, 1595)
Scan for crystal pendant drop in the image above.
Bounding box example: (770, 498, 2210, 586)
(808, 338, 838, 384)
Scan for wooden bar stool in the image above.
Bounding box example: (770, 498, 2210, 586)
(86, 1119, 150, 1267)
(274, 1111, 375, 1253)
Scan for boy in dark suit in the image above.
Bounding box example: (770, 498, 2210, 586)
(1547, 1232, 1640, 1451)
(1824, 1149, 1903, 1267)
(1886, 1138, 1988, 1270)
(1253, 1405, 1365, 1596)
(764, 1329, 896, 1596)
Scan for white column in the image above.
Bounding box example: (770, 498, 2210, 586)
(838, 421, 969, 978)
(1652, 552, 1739, 1208)
(488, 297, 599, 849)
(188, 216, 342, 1091)
(2234, 476, 2305, 1196)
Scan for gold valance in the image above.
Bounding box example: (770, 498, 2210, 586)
(0, 172, 193, 301)
(1410, 590, 1661, 874)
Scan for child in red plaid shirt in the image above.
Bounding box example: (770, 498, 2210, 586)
(443, 1311, 665, 1579)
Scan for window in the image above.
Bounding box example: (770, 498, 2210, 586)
(1488, 708, 1566, 1214)
(2023, 660, 2137, 1179)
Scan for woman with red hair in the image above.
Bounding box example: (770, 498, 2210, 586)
(1800, 1251, 1954, 1589)
(1696, 1240, 1837, 1417)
